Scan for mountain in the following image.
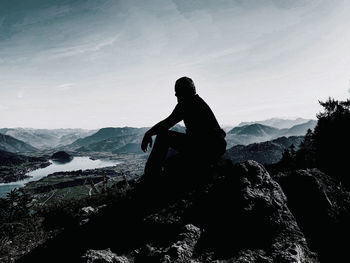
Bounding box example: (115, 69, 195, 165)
(224, 136, 304, 165)
(111, 143, 144, 154)
(226, 120, 317, 148)
(70, 127, 146, 148)
(0, 128, 96, 149)
(170, 124, 186, 133)
(76, 134, 143, 152)
(238, 117, 314, 129)
(0, 133, 38, 153)
(228, 123, 280, 136)
(226, 124, 280, 147)
(70, 125, 185, 153)
(66, 127, 148, 154)
(279, 120, 317, 136)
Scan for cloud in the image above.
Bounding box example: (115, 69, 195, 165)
(55, 83, 74, 91)
(17, 91, 24, 99)
(0, 104, 9, 110)
(46, 34, 121, 60)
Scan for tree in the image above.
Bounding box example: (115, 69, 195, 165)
(295, 128, 316, 168)
(312, 97, 350, 186)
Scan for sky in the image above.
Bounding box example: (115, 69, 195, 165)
(1, 0, 350, 129)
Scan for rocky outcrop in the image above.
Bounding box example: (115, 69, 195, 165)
(18, 159, 318, 263)
(82, 248, 129, 263)
(274, 169, 350, 262)
(133, 224, 201, 262)
(128, 159, 318, 262)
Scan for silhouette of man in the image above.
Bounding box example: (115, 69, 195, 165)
(141, 77, 226, 177)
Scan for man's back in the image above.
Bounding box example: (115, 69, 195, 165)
(172, 94, 223, 137)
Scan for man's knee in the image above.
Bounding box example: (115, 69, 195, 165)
(155, 131, 170, 143)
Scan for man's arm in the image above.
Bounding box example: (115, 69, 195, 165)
(141, 110, 182, 152)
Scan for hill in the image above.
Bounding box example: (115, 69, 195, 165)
(0, 149, 34, 166)
(224, 136, 304, 164)
(0, 149, 50, 183)
(0, 133, 37, 153)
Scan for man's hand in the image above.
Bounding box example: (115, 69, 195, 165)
(141, 132, 153, 152)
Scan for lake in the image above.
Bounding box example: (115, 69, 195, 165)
(0, 156, 120, 198)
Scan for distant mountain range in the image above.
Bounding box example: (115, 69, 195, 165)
(238, 118, 313, 129)
(226, 120, 316, 148)
(0, 133, 38, 153)
(224, 136, 304, 165)
(66, 127, 148, 153)
(0, 119, 316, 154)
(0, 128, 96, 149)
(67, 125, 186, 154)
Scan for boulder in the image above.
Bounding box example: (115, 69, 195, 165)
(82, 248, 129, 263)
(274, 169, 350, 262)
(134, 224, 201, 262)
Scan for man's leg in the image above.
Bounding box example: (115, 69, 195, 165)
(144, 130, 187, 176)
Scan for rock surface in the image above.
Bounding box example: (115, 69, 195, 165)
(82, 248, 129, 263)
(274, 169, 350, 262)
(17, 158, 318, 263)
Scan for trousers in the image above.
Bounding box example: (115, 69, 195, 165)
(144, 130, 226, 176)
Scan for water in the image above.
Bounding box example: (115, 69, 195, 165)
(0, 157, 120, 198)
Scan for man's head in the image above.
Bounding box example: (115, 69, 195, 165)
(175, 77, 196, 102)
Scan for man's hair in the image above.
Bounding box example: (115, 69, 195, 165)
(175, 77, 196, 96)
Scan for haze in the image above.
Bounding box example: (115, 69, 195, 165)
(1, 0, 349, 129)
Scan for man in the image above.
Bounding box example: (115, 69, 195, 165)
(141, 77, 226, 177)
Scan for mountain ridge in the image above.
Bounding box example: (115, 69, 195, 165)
(226, 120, 317, 148)
(0, 133, 38, 153)
(0, 128, 96, 149)
(238, 117, 314, 129)
(225, 136, 304, 164)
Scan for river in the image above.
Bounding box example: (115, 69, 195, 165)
(0, 156, 120, 198)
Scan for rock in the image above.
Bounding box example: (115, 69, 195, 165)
(166, 224, 201, 262)
(274, 169, 350, 262)
(16, 158, 319, 263)
(134, 224, 201, 263)
(130, 159, 318, 262)
(81, 207, 96, 216)
(82, 248, 129, 263)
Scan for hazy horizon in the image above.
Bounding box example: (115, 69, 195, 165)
(0, 116, 316, 130)
(1, 0, 350, 129)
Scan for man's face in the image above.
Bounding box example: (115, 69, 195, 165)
(175, 91, 185, 103)
(175, 85, 195, 103)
